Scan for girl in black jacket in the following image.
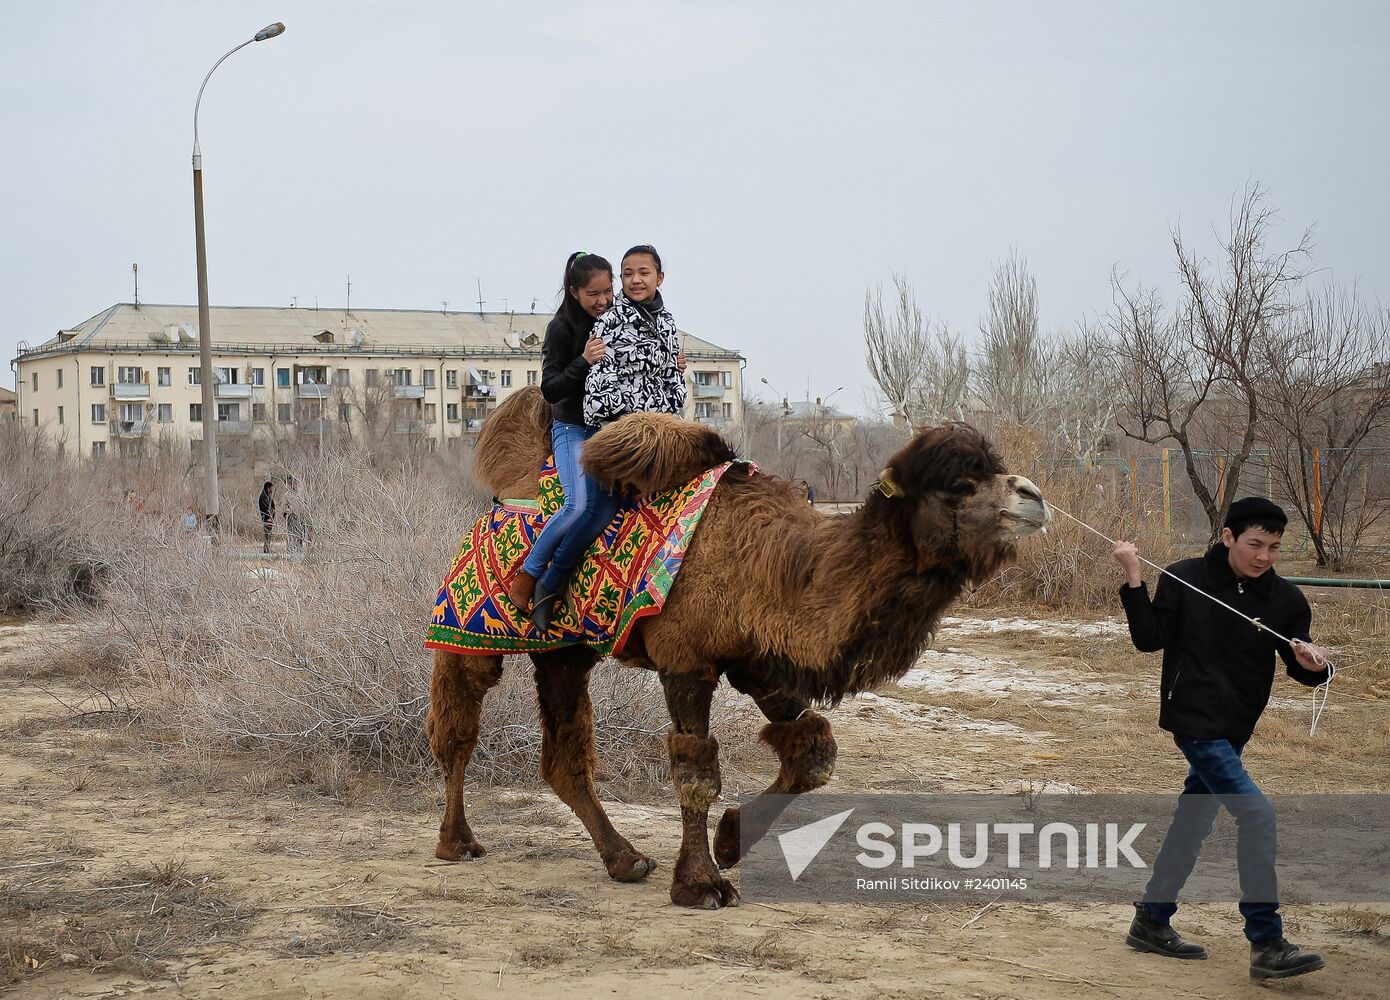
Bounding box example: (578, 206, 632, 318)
(506, 252, 616, 630)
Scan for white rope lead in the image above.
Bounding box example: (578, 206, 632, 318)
(1045, 502, 1336, 735)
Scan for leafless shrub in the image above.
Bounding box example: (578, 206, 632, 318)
(864, 273, 969, 429)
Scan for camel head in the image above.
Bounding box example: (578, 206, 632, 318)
(873, 423, 1048, 582)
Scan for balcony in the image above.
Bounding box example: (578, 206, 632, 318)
(298, 419, 332, 435)
(218, 420, 252, 435)
(110, 382, 150, 400)
(695, 416, 726, 428)
(296, 383, 330, 399)
(215, 382, 253, 399)
(464, 384, 496, 400)
(394, 419, 428, 434)
(393, 384, 426, 399)
(109, 419, 148, 438)
(694, 382, 727, 399)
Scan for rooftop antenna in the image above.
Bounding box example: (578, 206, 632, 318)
(291, 296, 298, 308)
(345, 274, 352, 317)
(530, 297, 537, 314)
(475, 278, 485, 316)
(441, 299, 449, 314)
(131, 263, 139, 307)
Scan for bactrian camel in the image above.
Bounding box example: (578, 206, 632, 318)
(426, 386, 1049, 909)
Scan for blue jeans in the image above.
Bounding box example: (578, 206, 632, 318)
(520, 420, 619, 593)
(1141, 737, 1282, 943)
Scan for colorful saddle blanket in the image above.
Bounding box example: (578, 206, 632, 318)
(424, 455, 746, 656)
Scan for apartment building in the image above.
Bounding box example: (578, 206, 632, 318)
(0, 386, 15, 422)
(12, 304, 745, 459)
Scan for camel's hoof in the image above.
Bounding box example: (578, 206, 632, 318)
(435, 838, 487, 861)
(607, 851, 657, 883)
(713, 806, 741, 870)
(670, 874, 740, 910)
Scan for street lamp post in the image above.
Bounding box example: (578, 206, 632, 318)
(759, 377, 791, 454)
(192, 21, 286, 529)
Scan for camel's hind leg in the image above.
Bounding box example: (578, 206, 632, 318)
(661, 671, 739, 909)
(532, 647, 656, 882)
(426, 650, 503, 861)
(713, 670, 837, 870)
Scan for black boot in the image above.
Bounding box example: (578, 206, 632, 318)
(1249, 938, 1324, 980)
(1125, 903, 1207, 960)
(529, 581, 561, 636)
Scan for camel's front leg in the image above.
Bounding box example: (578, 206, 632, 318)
(714, 675, 837, 869)
(426, 651, 503, 861)
(661, 671, 739, 909)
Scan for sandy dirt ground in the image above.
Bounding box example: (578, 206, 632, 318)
(2, 615, 1387, 999)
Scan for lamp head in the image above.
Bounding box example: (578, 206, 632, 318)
(254, 22, 286, 41)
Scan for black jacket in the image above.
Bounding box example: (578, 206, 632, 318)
(1119, 544, 1327, 744)
(539, 313, 594, 427)
(258, 489, 275, 523)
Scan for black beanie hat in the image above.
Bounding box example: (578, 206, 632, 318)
(1224, 497, 1287, 530)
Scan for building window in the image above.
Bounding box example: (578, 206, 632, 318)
(188, 367, 201, 386)
(157, 367, 171, 387)
(392, 368, 412, 387)
(252, 402, 266, 422)
(90, 366, 105, 386)
(190, 403, 202, 422)
(339, 403, 352, 422)
(526, 369, 537, 386)
(446, 370, 458, 389)
(695, 371, 719, 386)
(31, 372, 37, 391)
(277, 368, 291, 388)
(423, 369, 436, 389)
(251, 367, 265, 386)
(118, 403, 141, 422)
(91, 441, 106, 459)
(723, 402, 733, 420)
(119, 366, 143, 384)
(277, 403, 291, 423)
(501, 370, 513, 388)
(57, 369, 63, 389)
(446, 402, 460, 422)
(335, 369, 350, 386)
(215, 366, 239, 385)
(722, 370, 733, 389)
(158, 403, 173, 423)
(91, 403, 106, 423)
(32, 409, 38, 425)
(217, 403, 239, 422)
(57, 406, 64, 425)
(424, 403, 437, 424)
(366, 369, 380, 388)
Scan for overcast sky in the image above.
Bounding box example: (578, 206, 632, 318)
(5, 1, 1388, 414)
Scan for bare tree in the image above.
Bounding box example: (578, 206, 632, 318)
(1257, 286, 1390, 566)
(864, 274, 968, 429)
(1112, 185, 1311, 539)
(974, 250, 1054, 429)
(1050, 319, 1122, 463)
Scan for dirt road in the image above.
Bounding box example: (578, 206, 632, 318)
(3, 617, 1386, 998)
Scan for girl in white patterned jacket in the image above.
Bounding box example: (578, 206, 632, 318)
(582, 245, 687, 426)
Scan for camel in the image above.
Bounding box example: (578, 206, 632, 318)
(425, 387, 1049, 909)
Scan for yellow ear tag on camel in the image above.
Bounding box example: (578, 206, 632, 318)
(876, 475, 903, 499)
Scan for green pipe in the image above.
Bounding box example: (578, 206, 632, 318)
(1283, 577, 1390, 589)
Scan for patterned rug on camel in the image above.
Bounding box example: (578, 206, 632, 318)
(424, 454, 747, 656)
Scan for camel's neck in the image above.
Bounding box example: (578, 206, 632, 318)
(767, 497, 973, 705)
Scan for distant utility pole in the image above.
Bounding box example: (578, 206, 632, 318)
(345, 274, 352, 316)
(476, 279, 485, 315)
(132, 263, 139, 306)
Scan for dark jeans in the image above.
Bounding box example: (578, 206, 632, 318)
(1141, 737, 1282, 943)
(521, 420, 619, 593)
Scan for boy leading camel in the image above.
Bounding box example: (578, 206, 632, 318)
(1113, 497, 1330, 981)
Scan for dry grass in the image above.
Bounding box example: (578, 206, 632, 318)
(1, 858, 255, 989)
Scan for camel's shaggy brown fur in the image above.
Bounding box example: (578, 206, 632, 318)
(581, 412, 738, 495)
(430, 406, 1047, 909)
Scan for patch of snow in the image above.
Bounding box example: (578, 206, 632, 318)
(896, 648, 1121, 706)
(939, 615, 1127, 639)
(850, 691, 1032, 736)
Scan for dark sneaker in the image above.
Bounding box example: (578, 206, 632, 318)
(1249, 938, 1325, 980)
(1125, 903, 1208, 960)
